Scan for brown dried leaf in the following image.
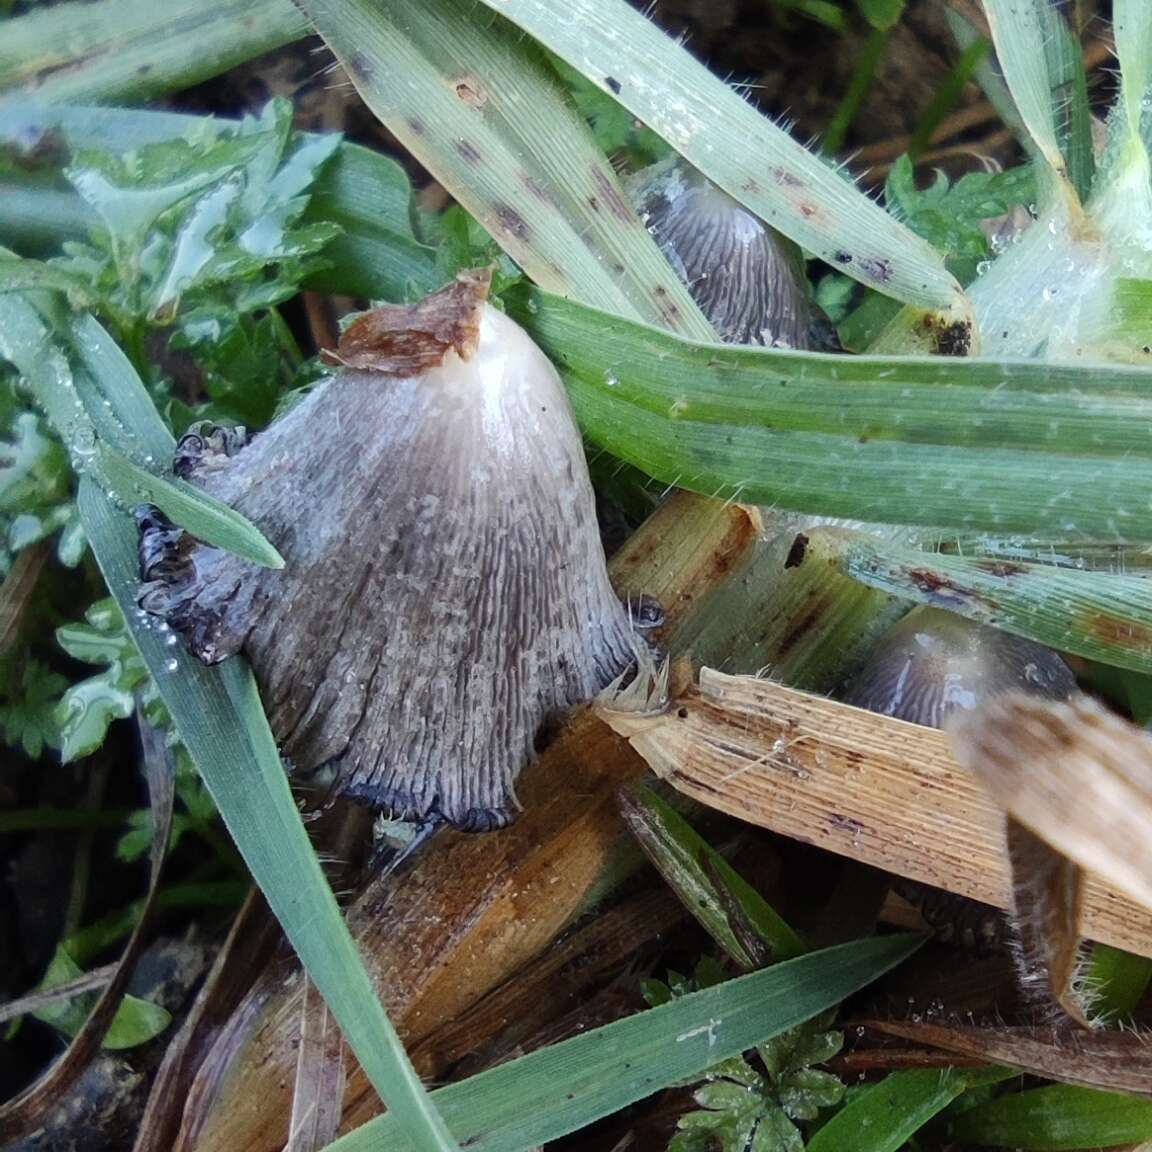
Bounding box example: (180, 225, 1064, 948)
(865, 1016, 1152, 1095)
(0, 542, 47, 656)
(180, 494, 762, 1152)
(324, 268, 490, 374)
(949, 694, 1152, 916)
(133, 890, 280, 1152)
(597, 671, 1152, 957)
(285, 979, 346, 1152)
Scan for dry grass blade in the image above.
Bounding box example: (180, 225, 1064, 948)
(596, 671, 1152, 957)
(0, 966, 116, 1027)
(1004, 820, 1091, 1027)
(0, 710, 174, 1143)
(949, 695, 1152, 917)
(183, 494, 761, 1152)
(286, 979, 347, 1152)
(866, 1018, 1152, 1096)
(133, 890, 280, 1152)
(0, 542, 47, 656)
(409, 889, 686, 1078)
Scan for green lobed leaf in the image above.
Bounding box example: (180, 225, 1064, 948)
(0, 102, 439, 303)
(884, 158, 1035, 266)
(947, 1083, 1152, 1149)
(54, 598, 150, 762)
(807, 1066, 1017, 1152)
(469, 0, 965, 317)
(511, 285, 1152, 541)
(0, 656, 66, 758)
(32, 945, 171, 1050)
(323, 935, 924, 1152)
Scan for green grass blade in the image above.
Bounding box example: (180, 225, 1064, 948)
(807, 1067, 1017, 1152)
(946, 10, 1028, 151)
(621, 786, 806, 964)
(512, 286, 1152, 540)
(828, 530, 1152, 674)
(293, 0, 713, 337)
(1039, 5, 1094, 203)
(0, 299, 457, 1152)
(324, 934, 925, 1152)
(0, 0, 305, 107)
(77, 485, 455, 1152)
(947, 1084, 1152, 1149)
(0, 103, 439, 301)
(1084, 943, 1152, 1022)
(982, 0, 1070, 181)
(1114, 0, 1152, 150)
(0, 282, 281, 568)
(92, 444, 284, 569)
(469, 0, 965, 317)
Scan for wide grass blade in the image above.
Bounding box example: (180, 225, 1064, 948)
(827, 529, 1152, 674)
(512, 286, 1152, 540)
(293, 0, 713, 338)
(806, 1067, 1016, 1152)
(947, 1083, 1152, 1149)
(0, 103, 438, 301)
(982, 0, 1071, 183)
(468, 0, 965, 318)
(323, 934, 925, 1152)
(0, 0, 305, 107)
(1114, 0, 1152, 153)
(0, 298, 457, 1152)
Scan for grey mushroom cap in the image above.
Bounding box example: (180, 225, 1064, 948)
(137, 271, 644, 830)
(842, 605, 1076, 729)
(628, 157, 812, 349)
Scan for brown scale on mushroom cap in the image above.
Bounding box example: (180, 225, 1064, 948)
(136, 270, 645, 830)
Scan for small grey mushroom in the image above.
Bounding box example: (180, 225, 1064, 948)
(842, 605, 1075, 729)
(136, 270, 645, 831)
(628, 156, 812, 348)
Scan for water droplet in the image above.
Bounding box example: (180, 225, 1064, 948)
(604, 372, 619, 388)
(164, 658, 178, 673)
(1043, 285, 1059, 301)
(165, 633, 179, 647)
(976, 260, 991, 277)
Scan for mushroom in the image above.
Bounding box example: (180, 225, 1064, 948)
(842, 604, 1076, 957)
(136, 270, 645, 831)
(841, 605, 1075, 728)
(628, 157, 813, 348)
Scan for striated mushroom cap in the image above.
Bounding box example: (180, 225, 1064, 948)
(628, 157, 812, 348)
(137, 271, 644, 830)
(842, 605, 1075, 729)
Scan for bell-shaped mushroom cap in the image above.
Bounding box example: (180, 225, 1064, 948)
(842, 605, 1075, 729)
(628, 157, 812, 348)
(137, 271, 643, 830)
